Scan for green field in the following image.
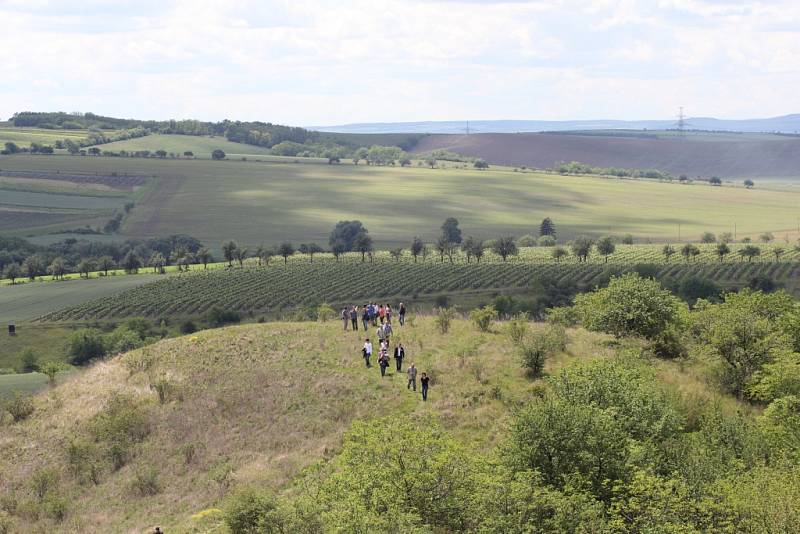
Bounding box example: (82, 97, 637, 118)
(0, 126, 91, 146)
(0, 274, 158, 323)
(0, 370, 73, 399)
(95, 133, 280, 159)
(2, 154, 798, 247)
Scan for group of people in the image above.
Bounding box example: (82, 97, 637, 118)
(341, 302, 407, 332)
(345, 301, 429, 401)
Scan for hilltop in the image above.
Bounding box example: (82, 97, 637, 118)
(0, 317, 609, 532)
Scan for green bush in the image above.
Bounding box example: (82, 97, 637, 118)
(4, 392, 35, 422)
(41, 491, 67, 521)
(180, 320, 197, 334)
(506, 399, 630, 500)
(537, 235, 556, 247)
(131, 467, 160, 496)
(517, 234, 537, 247)
(89, 394, 150, 470)
(206, 307, 241, 326)
(506, 313, 528, 344)
(105, 326, 144, 354)
(66, 328, 107, 365)
(435, 307, 454, 334)
(316, 303, 336, 322)
(518, 325, 566, 378)
(66, 438, 102, 485)
(18, 348, 39, 373)
(573, 273, 685, 340)
(30, 468, 59, 500)
(224, 487, 284, 534)
(469, 305, 497, 332)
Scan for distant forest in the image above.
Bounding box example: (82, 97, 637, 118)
(8, 111, 424, 154)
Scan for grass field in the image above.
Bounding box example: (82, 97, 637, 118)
(0, 126, 92, 147)
(0, 371, 72, 399)
(95, 133, 279, 159)
(0, 324, 79, 370)
(2, 154, 799, 247)
(0, 274, 158, 323)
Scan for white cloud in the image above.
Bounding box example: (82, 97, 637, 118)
(0, 0, 797, 124)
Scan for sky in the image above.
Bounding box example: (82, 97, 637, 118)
(0, 0, 798, 126)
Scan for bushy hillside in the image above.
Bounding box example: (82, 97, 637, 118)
(0, 317, 571, 532)
(3, 290, 799, 532)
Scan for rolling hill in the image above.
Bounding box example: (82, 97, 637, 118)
(413, 131, 800, 178)
(2, 155, 799, 247)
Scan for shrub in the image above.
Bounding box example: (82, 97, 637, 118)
(4, 392, 35, 422)
(519, 325, 566, 378)
(39, 361, 64, 385)
(89, 394, 151, 469)
(41, 491, 67, 521)
(549, 357, 683, 441)
(105, 326, 143, 354)
(517, 234, 537, 247)
(435, 307, 454, 334)
(18, 348, 39, 373)
(66, 439, 102, 485)
(537, 235, 556, 247)
(206, 307, 241, 326)
(573, 273, 685, 340)
(151, 376, 174, 404)
(470, 305, 497, 332)
(131, 467, 160, 496)
(316, 303, 336, 322)
(66, 328, 107, 365)
(224, 487, 284, 534)
(180, 320, 197, 334)
(507, 399, 630, 501)
(507, 313, 529, 344)
(30, 468, 59, 500)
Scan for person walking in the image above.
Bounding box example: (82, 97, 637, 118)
(341, 307, 349, 331)
(379, 304, 386, 324)
(383, 321, 393, 344)
(379, 349, 390, 377)
(350, 306, 359, 331)
(407, 363, 417, 391)
(394, 343, 405, 372)
(362, 304, 370, 331)
(386, 304, 393, 324)
(370, 303, 378, 326)
(420, 372, 430, 401)
(363, 338, 373, 368)
(398, 302, 406, 326)
(376, 324, 385, 346)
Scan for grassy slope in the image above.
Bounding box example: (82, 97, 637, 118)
(0, 127, 91, 146)
(0, 274, 158, 323)
(0, 317, 744, 532)
(2, 154, 798, 247)
(95, 134, 277, 159)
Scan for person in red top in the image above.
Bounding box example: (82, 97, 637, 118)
(379, 305, 386, 324)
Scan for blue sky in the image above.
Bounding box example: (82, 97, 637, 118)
(0, 0, 798, 125)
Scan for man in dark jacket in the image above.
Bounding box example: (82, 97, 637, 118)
(394, 343, 405, 371)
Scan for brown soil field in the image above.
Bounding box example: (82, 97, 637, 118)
(413, 132, 800, 178)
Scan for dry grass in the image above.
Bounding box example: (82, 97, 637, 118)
(0, 317, 730, 532)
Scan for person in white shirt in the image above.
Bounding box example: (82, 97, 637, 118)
(363, 339, 373, 368)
